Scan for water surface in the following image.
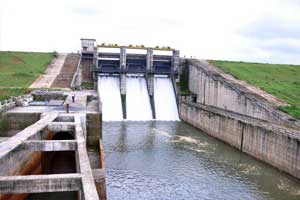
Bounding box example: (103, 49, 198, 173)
(104, 121, 300, 200)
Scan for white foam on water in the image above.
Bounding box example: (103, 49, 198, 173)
(98, 76, 123, 121)
(126, 76, 153, 121)
(152, 128, 172, 137)
(154, 78, 180, 121)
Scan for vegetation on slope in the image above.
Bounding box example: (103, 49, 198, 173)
(0, 51, 56, 101)
(209, 60, 300, 118)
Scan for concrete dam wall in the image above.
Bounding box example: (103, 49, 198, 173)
(179, 59, 300, 180)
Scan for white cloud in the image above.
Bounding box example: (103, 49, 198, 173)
(1, 0, 300, 64)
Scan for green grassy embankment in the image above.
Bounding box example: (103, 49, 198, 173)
(209, 60, 300, 118)
(0, 51, 56, 101)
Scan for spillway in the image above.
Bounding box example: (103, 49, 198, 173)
(126, 76, 153, 121)
(98, 76, 123, 121)
(154, 77, 179, 121)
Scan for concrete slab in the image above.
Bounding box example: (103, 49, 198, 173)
(48, 100, 65, 106)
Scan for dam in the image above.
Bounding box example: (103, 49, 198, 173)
(1, 39, 300, 200)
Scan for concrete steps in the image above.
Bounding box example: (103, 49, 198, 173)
(51, 54, 80, 88)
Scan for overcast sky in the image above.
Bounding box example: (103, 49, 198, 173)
(1, 0, 300, 64)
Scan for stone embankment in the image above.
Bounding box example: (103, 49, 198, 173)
(51, 54, 80, 88)
(179, 59, 300, 180)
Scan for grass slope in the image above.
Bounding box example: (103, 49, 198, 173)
(0, 51, 56, 101)
(209, 60, 300, 118)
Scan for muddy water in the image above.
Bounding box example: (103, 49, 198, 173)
(103, 121, 300, 200)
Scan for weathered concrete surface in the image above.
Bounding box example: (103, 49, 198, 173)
(21, 140, 77, 151)
(81, 57, 95, 83)
(51, 54, 80, 88)
(1, 112, 40, 131)
(93, 169, 106, 200)
(186, 59, 300, 130)
(180, 98, 300, 179)
(74, 115, 99, 200)
(0, 173, 81, 194)
(0, 95, 33, 115)
(47, 122, 75, 133)
(30, 54, 67, 89)
(0, 113, 102, 200)
(0, 113, 58, 176)
(86, 113, 102, 146)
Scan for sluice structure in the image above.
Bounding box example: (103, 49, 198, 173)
(81, 39, 180, 121)
(0, 91, 105, 199)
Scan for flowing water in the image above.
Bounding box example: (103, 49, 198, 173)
(126, 77, 153, 121)
(98, 76, 123, 121)
(104, 121, 300, 200)
(154, 78, 179, 121)
(98, 76, 179, 121)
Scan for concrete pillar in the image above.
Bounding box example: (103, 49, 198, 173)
(120, 47, 126, 71)
(120, 47, 127, 95)
(120, 74, 127, 119)
(146, 49, 155, 118)
(146, 49, 153, 72)
(120, 74, 126, 95)
(120, 48, 127, 119)
(93, 44, 98, 88)
(172, 50, 180, 73)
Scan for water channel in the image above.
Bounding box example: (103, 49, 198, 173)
(104, 121, 300, 200)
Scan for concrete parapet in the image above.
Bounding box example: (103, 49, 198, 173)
(0, 95, 33, 114)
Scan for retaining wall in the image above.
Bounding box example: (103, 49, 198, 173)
(186, 59, 300, 130)
(180, 99, 300, 179)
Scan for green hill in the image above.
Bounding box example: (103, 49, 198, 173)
(0, 51, 56, 101)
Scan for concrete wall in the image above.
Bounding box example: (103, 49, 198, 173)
(0, 128, 43, 200)
(2, 112, 40, 132)
(86, 112, 102, 146)
(0, 95, 33, 114)
(81, 57, 94, 83)
(186, 59, 300, 130)
(180, 99, 300, 179)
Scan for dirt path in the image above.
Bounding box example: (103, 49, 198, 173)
(29, 54, 67, 88)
